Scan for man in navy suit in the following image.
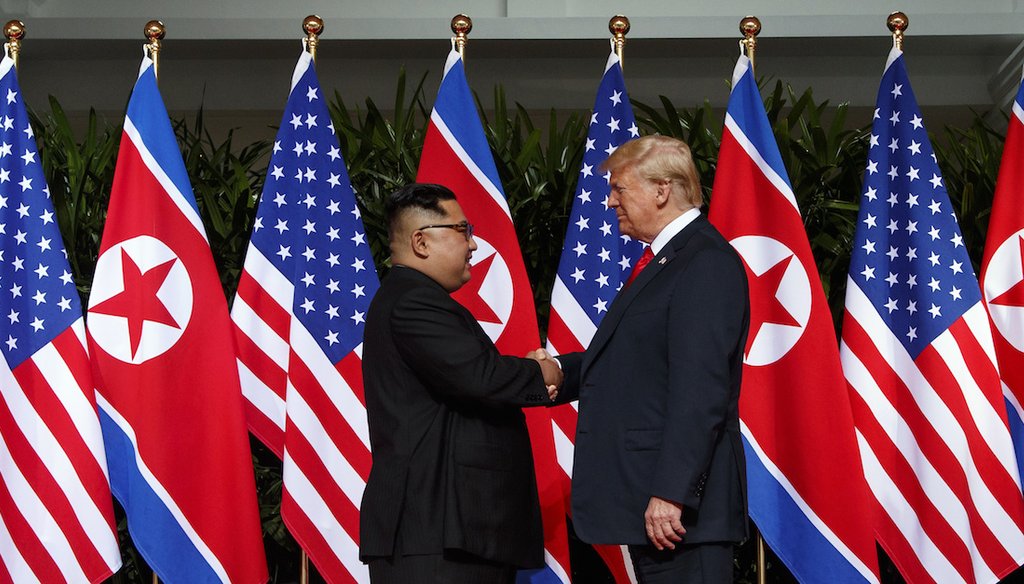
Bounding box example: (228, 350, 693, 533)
(360, 184, 562, 583)
(545, 135, 750, 583)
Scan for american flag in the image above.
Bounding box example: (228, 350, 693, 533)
(981, 72, 1024, 488)
(544, 46, 642, 584)
(89, 53, 267, 583)
(416, 45, 571, 583)
(231, 47, 379, 583)
(0, 53, 121, 583)
(708, 53, 879, 584)
(839, 44, 1024, 584)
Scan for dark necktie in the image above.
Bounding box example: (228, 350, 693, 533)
(625, 247, 655, 288)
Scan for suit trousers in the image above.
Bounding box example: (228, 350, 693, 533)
(628, 542, 734, 584)
(367, 548, 515, 584)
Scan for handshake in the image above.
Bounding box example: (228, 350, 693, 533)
(526, 348, 562, 401)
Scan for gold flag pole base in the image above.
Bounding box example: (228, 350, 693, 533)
(451, 14, 472, 59)
(303, 15, 324, 63)
(144, 20, 165, 82)
(739, 16, 761, 73)
(608, 15, 630, 69)
(3, 20, 25, 70)
(887, 11, 909, 51)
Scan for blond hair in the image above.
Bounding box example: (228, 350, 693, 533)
(601, 135, 704, 208)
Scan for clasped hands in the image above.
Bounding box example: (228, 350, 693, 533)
(525, 348, 561, 401)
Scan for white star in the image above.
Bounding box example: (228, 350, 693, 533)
(302, 246, 316, 261)
(928, 200, 941, 215)
(591, 112, 598, 125)
(888, 137, 899, 153)
(573, 242, 587, 257)
(874, 108, 880, 120)
(870, 134, 879, 147)
(15, 203, 29, 218)
(328, 146, 341, 161)
(290, 114, 303, 129)
(307, 85, 319, 102)
(11, 257, 23, 270)
(352, 258, 366, 272)
(39, 210, 54, 225)
(58, 297, 72, 312)
(907, 274, 918, 288)
(253, 217, 263, 232)
(327, 173, 341, 188)
(13, 230, 25, 244)
(271, 166, 285, 180)
(928, 277, 941, 292)
(295, 168, 305, 182)
(929, 174, 943, 189)
(628, 123, 639, 137)
(305, 140, 317, 155)
(324, 330, 339, 346)
(609, 90, 622, 105)
(600, 222, 612, 237)
(928, 304, 941, 318)
(950, 260, 963, 275)
(951, 233, 964, 248)
(907, 300, 918, 314)
(865, 187, 878, 201)
(891, 83, 903, 98)
(275, 219, 288, 234)
(887, 219, 899, 234)
(606, 117, 620, 132)
(326, 279, 340, 293)
(598, 248, 611, 262)
(907, 167, 920, 181)
(352, 284, 366, 298)
(950, 286, 962, 301)
(604, 143, 617, 156)
(4, 89, 14, 104)
(6, 309, 17, 323)
(889, 111, 901, 125)
(301, 272, 315, 287)
(18, 176, 31, 192)
(276, 245, 292, 260)
(32, 290, 45, 305)
(585, 138, 595, 151)
(327, 253, 341, 267)
(273, 141, 281, 154)
(908, 140, 921, 155)
(864, 214, 877, 228)
(886, 272, 899, 286)
(293, 141, 305, 156)
(910, 114, 924, 129)
(305, 114, 317, 128)
(907, 327, 918, 341)
(906, 194, 918, 208)
(327, 200, 341, 214)
(36, 236, 51, 252)
(887, 192, 899, 207)
(578, 189, 591, 203)
(326, 305, 339, 319)
(303, 220, 316, 234)
(301, 298, 315, 313)
(303, 194, 316, 208)
(867, 160, 878, 175)
(351, 310, 366, 325)
(351, 232, 366, 246)
(21, 149, 35, 165)
(575, 217, 590, 230)
(0, 168, 8, 183)
(9, 283, 21, 297)
(5, 336, 15, 350)
(928, 251, 940, 266)
(886, 246, 899, 261)
(862, 240, 876, 254)
(304, 167, 316, 182)
(593, 298, 608, 314)
(34, 263, 48, 279)
(907, 247, 918, 261)
(595, 273, 609, 288)
(905, 221, 918, 235)
(581, 164, 593, 178)
(570, 268, 585, 283)
(888, 166, 899, 180)
(860, 265, 875, 281)
(928, 226, 940, 241)
(885, 297, 898, 313)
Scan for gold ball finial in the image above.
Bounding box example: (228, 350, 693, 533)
(303, 15, 324, 38)
(887, 11, 909, 34)
(609, 15, 630, 38)
(740, 16, 761, 38)
(144, 20, 165, 42)
(451, 14, 472, 37)
(4, 20, 25, 42)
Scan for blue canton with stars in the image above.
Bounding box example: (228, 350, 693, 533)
(249, 54, 379, 359)
(555, 55, 644, 323)
(0, 58, 82, 369)
(850, 50, 980, 357)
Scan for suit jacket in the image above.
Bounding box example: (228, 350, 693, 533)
(558, 214, 750, 546)
(359, 265, 549, 568)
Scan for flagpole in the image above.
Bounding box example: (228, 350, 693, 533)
(144, 20, 165, 83)
(303, 14, 323, 64)
(3, 20, 24, 70)
(739, 15, 760, 72)
(609, 15, 629, 69)
(451, 14, 472, 59)
(887, 10, 908, 50)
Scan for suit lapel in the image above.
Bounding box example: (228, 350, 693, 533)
(581, 216, 708, 378)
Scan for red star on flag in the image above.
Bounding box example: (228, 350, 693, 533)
(90, 249, 181, 358)
(990, 236, 1024, 308)
(452, 252, 502, 324)
(744, 254, 801, 355)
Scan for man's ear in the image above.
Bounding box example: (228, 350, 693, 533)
(411, 229, 430, 259)
(655, 179, 673, 206)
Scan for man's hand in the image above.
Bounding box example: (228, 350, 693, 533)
(526, 348, 562, 399)
(644, 496, 685, 550)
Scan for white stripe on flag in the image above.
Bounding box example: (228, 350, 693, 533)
(430, 110, 512, 218)
(289, 319, 370, 449)
(95, 394, 229, 582)
(233, 294, 290, 371)
(543, 549, 570, 584)
(741, 420, 879, 582)
(237, 359, 287, 433)
(238, 246, 296, 313)
(551, 418, 575, 478)
(855, 431, 969, 584)
(723, 114, 798, 211)
(549, 277, 598, 351)
(0, 503, 33, 583)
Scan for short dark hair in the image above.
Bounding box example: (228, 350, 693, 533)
(386, 183, 457, 240)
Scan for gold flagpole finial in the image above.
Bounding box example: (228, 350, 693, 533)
(609, 15, 630, 68)
(4, 20, 25, 70)
(887, 11, 908, 51)
(739, 16, 761, 71)
(144, 20, 165, 82)
(451, 14, 472, 58)
(303, 15, 324, 63)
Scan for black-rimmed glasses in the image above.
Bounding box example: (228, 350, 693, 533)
(418, 221, 474, 241)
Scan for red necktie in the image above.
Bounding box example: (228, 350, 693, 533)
(625, 247, 655, 288)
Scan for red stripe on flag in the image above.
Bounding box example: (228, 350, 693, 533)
(244, 401, 286, 459)
(0, 366, 111, 573)
(234, 326, 288, 401)
(0, 471, 63, 583)
(547, 309, 587, 355)
(335, 352, 365, 407)
(283, 427, 361, 543)
(947, 320, 1011, 421)
(870, 489, 938, 584)
(288, 353, 371, 481)
(236, 272, 291, 340)
(280, 492, 359, 584)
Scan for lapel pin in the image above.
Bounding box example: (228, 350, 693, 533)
(658, 257, 667, 265)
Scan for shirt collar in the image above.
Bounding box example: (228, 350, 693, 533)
(650, 207, 701, 255)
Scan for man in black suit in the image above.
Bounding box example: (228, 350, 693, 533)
(359, 183, 562, 584)
(544, 135, 750, 583)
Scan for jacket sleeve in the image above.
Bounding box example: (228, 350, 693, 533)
(650, 247, 748, 508)
(550, 351, 583, 404)
(390, 284, 550, 407)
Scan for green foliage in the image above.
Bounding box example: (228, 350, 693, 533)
(26, 70, 1007, 584)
